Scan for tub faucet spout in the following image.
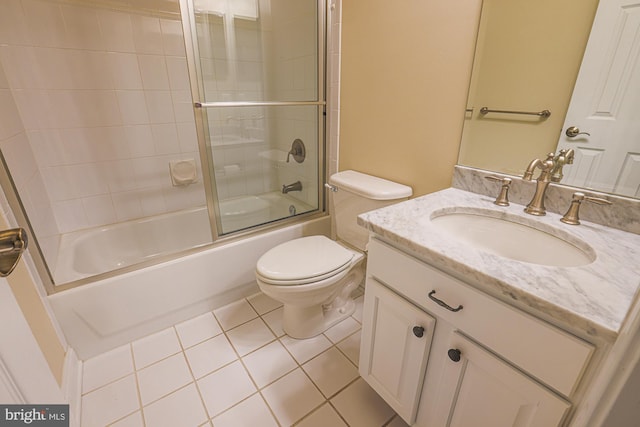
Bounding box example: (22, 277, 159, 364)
(282, 181, 302, 194)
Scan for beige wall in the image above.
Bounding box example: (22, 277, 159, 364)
(339, 0, 482, 197)
(458, 0, 598, 175)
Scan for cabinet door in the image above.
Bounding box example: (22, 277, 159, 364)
(436, 332, 570, 427)
(359, 279, 436, 424)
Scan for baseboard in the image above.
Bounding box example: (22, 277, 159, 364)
(62, 348, 82, 427)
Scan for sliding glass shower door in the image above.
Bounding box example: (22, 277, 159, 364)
(187, 0, 324, 234)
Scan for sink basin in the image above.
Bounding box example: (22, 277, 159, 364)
(430, 210, 595, 267)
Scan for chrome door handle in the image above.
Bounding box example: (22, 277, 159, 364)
(0, 228, 28, 277)
(566, 126, 591, 137)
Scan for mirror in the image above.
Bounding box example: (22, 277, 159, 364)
(458, 0, 639, 198)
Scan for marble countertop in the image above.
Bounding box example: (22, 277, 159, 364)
(358, 188, 640, 341)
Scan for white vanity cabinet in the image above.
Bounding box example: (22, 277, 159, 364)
(359, 279, 436, 423)
(359, 238, 595, 427)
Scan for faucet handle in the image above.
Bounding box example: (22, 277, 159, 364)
(484, 175, 511, 206)
(560, 192, 613, 225)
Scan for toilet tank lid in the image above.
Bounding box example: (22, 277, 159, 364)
(329, 170, 412, 200)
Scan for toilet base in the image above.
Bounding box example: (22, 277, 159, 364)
(282, 298, 356, 339)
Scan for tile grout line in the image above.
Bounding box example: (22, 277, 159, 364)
(174, 323, 215, 426)
(85, 293, 374, 426)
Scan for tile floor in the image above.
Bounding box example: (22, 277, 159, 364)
(80, 292, 409, 427)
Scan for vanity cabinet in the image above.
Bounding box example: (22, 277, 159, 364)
(359, 279, 436, 422)
(359, 238, 595, 427)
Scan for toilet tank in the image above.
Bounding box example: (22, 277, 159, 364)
(329, 170, 412, 251)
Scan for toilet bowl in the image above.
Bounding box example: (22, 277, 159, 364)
(255, 170, 412, 339)
(256, 235, 365, 338)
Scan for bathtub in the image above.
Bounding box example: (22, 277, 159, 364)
(49, 193, 327, 359)
(54, 193, 311, 284)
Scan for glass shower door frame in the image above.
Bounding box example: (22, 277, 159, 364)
(180, 0, 328, 241)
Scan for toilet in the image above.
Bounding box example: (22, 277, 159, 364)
(255, 170, 412, 339)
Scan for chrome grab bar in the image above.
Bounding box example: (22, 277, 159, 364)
(479, 107, 551, 118)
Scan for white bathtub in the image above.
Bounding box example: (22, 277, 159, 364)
(55, 193, 311, 284)
(49, 194, 326, 359)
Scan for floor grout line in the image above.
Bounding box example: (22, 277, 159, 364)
(82, 293, 397, 427)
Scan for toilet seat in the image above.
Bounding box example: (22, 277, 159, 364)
(256, 236, 355, 285)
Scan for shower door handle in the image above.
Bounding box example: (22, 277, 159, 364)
(0, 228, 28, 277)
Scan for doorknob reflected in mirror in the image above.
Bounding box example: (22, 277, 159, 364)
(565, 126, 591, 138)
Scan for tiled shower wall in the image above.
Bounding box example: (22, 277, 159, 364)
(0, 0, 204, 259)
(0, 0, 338, 268)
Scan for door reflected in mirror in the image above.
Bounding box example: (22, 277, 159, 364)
(458, 0, 640, 199)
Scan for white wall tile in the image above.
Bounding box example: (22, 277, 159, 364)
(105, 159, 139, 193)
(138, 54, 170, 90)
(160, 19, 187, 56)
(112, 190, 143, 221)
(0, 61, 8, 89)
(71, 163, 110, 198)
(176, 122, 198, 153)
(54, 199, 88, 233)
(82, 194, 117, 227)
(108, 53, 143, 90)
(97, 10, 135, 53)
(60, 4, 104, 51)
(117, 91, 150, 125)
(132, 156, 165, 189)
(166, 56, 190, 91)
(0, 90, 24, 140)
(0, 0, 32, 45)
(139, 186, 167, 217)
(0, 3, 207, 241)
(21, 0, 67, 48)
(151, 123, 180, 155)
(145, 91, 175, 124)
(131, 15, 164, 55)
(124, 124, 155, 158)
(0, 46, 45, 90)
(171, 90, 196, 123)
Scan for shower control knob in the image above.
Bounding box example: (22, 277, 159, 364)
(448, 348, 462, 362)
(412, 326, 425, 338)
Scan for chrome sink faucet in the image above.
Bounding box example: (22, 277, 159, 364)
(522, 153, 556, 216)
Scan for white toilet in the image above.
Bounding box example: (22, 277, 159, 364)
(255, 170, 412, 339)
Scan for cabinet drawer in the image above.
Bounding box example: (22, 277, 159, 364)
(367, 238, 594, 397)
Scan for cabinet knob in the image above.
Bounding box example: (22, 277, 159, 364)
(412, 326, 425, 338)
(448, 348, 462, 362)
